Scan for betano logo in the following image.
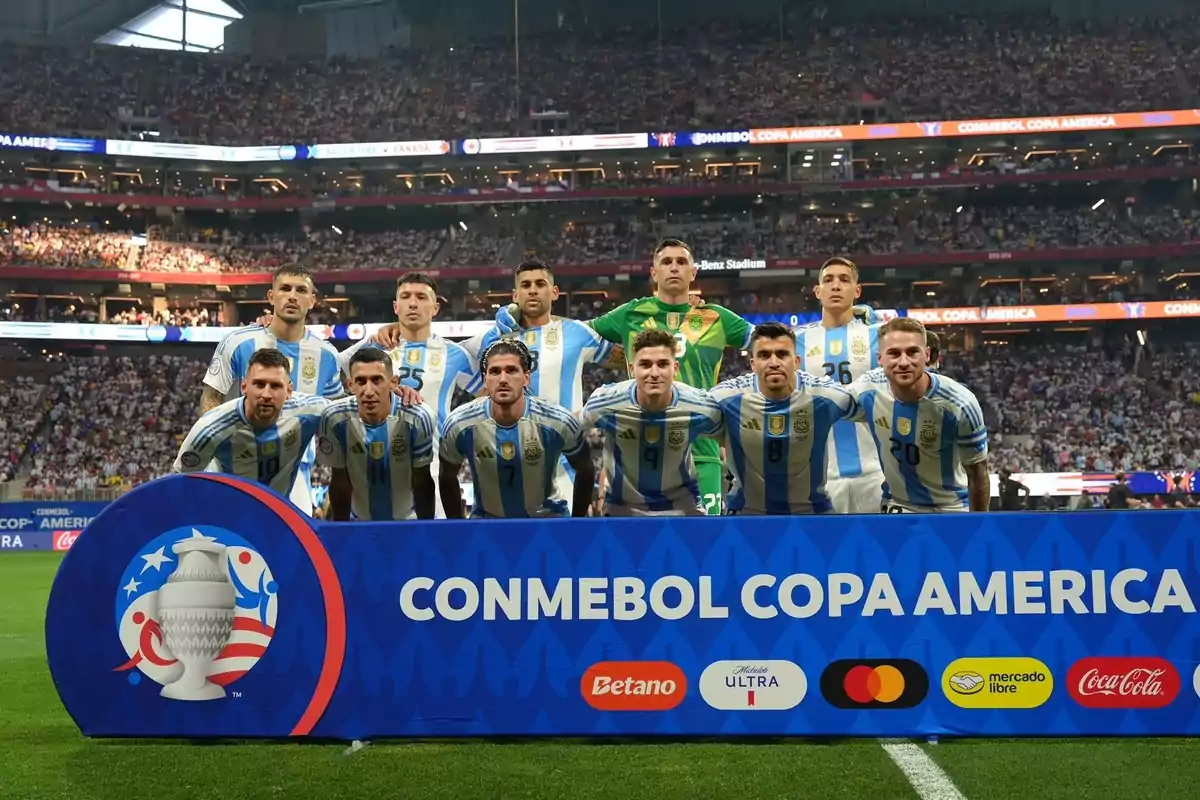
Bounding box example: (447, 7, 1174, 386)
(580, 661, 687, 711)
(942, 657, 1053, 709)
(820, 659, 928, 709)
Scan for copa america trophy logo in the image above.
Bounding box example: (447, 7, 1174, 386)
(156, 535, 236, 700)
(113, 526, 278, 701)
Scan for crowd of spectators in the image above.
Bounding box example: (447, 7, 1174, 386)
(0, 376, 47, 484)
(2, 18, 1200, 144)
(4, 203, 1200, 277)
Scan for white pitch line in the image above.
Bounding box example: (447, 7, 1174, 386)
(880, 741, 968, 800)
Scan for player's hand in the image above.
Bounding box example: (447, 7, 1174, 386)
(370, 323, 401, 349)
(688, 294, 702, 307)
(852, 304, 877, 324)
(392, 384, 425, 406)
(256, 312, 274, 328)
(496, 303, 519, 335)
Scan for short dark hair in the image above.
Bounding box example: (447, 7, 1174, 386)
(482, 339, 533, 372)
(515, 260, 553, 283)
(818, 256, 859, 282)
(396, 272, 438, 294)
(272, 263, 314, 286)
(750, 322, 795, 349)
(632, 329, 676, 354)
(878, 317, 927, 345)
(247, 348, 291, 373)
(349, 346, 393, 375)
(653, 238, 692, 259)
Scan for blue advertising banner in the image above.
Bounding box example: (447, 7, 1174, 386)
(46, 475, 1200, 740)
(0, 501, 107, 551)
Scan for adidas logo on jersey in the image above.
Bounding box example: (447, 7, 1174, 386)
(350, 442, 366, 454)
(875, 416, 890, 431)
(476, 446, 496, 460)
(617, 429, 638, 441)
(741, 419, 762, 431)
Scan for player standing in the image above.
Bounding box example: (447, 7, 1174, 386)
(175, 349, 327, 497)
(439, 341, 595, 518)
(584, 239, 749, 515)
(712, 322, 857, 515)
(318, 347, 437, 521)
(580, 330, 725, 516)
(202, 264, 343, 515)
(847, 318, 990, 513)
(795, 257, 888, 514)
(339, 272, 482, 518)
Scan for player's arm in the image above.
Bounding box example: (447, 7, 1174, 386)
(714, 305, 753, 351)
(957, 393, 991, 512)
(437, 417, 466, 519)
(321, 348, 347, 398)
(558, 413, 595, 518)
(316, 408, 350, 520)
(585, 303, 631, 346)
(409, 405, 437, 520)
(200, 335, 240, 414)
(172, 411, 223, 473)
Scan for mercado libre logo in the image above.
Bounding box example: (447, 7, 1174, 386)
(112, 525, 278, 701)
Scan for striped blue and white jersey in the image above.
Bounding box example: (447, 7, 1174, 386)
(463, 318, 614, 412)
(712, 373, 857, 515)
(847, 369, 989, 511)
(339, 335, 482, 435)
(439, 396, 585, 519)
(317, 396, 436, 521)
(204, 325, 344, 400)
(173, 394, 328, 498)
(579, 380, 724, 516)
(795, 321, 882, 480)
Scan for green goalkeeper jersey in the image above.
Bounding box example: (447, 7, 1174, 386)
(589, 297, 752, 463)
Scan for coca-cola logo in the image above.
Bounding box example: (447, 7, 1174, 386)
(1067, 657, 1180, 709)
(53, 530, 80, 551)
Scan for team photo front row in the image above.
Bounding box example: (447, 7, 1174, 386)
(172, 318, 990, 519)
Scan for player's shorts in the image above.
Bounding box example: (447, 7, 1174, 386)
(826, 472, 884, 514)
(695, 460, 724, 516)
(882, 499, 969, 514)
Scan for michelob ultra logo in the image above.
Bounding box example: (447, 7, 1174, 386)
(942, 657, 1053, 709)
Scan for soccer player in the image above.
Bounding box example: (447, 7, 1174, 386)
(580, 329, 725, 516)
(318, 347, 437, 521)
(795, 256, 887, 514)
(439, 340, 594, 518)
(585, 238, 749, 515)
(339, 272, 482, 517)
(202, 264, 343, 515)
(711, 322, 857, 515)
(175, 349, 327, 500)
(847, 318, 990, 513)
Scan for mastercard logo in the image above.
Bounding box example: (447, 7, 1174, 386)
(820, 659, 929, 709)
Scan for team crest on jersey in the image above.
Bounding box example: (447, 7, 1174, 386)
(406, 349, 422, 366)
(897, 418, 912, 436)
(283, 429, 297, 451)
(369, 441, 385, 460)
(850, 337, 868, 357)
(667, 429, 686, 448)
(919, 421, 938, 447)
(645, 427, 661, 444)
(429, 352, 442, 368)
(524, 437, 543, 463)
(263, 440, 277, 456)
(524, 331, 538, 347)
(768, 415, 786, 436)
(544, 327, 559, 346)
(391, 436, 407, 457)
(794, 413, 811, 436)
(500, 442, 516, 460)
(301, 356, 317, 382)
(666, 312, 682, 330)
(112, 526, 277, 701)
(829, 340, 844, 357)
(689, 314, 703, 331)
